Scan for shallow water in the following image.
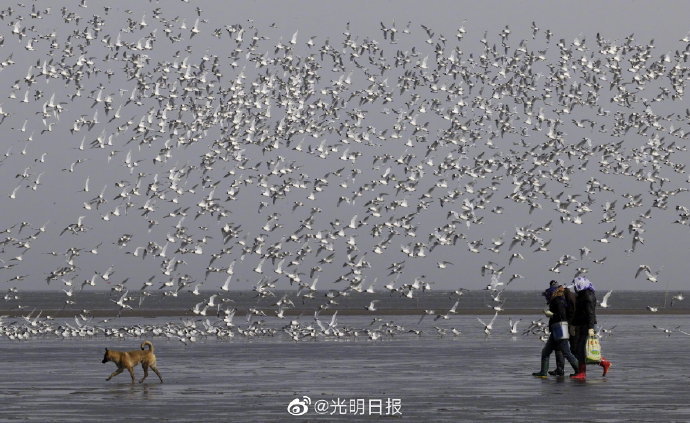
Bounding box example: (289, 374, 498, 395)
(8, 290, 690, 315)
(1, 315, 689, 422)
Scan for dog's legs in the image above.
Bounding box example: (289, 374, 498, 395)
(106, 368, 124, 381)
(139, 364, 149, 383)
(127, 367, 136, 384)
(151, 365, 163, 383)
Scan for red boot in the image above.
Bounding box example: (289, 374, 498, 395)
(599, 358, 611, 376)
(570, 363, 586, 380)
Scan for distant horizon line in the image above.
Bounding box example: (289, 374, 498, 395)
(1, 308, 688, 318)
(15, 288, 687, 293)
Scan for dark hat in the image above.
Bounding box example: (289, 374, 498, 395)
(549, 280, 558, 287)
(542, 286, 557, 299)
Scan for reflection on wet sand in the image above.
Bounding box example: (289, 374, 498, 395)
(105, 383, 161, 401)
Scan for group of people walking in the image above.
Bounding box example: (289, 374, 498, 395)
(532, 277, 612, 380)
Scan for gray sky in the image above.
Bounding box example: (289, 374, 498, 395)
(0, 0, 688, 296)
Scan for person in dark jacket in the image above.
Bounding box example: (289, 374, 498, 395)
(532, 285, 579, 378)
(569, 277, 612, 379)
(549, 283, 577, 376)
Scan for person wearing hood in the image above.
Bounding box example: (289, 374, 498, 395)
(532, 284, 580, 378)
(569, 277, 612, 379)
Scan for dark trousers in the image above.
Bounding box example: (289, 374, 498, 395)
(542, 334, 579, 372)
(555, 325, 586, 370)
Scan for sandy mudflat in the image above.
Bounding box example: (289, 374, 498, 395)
(1, 315, 690, 422)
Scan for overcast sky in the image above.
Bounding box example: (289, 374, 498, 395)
(0, 0, 688, 295)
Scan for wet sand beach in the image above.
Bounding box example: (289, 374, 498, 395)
(1, 315, 689, 422)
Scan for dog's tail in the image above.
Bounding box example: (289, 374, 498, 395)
(141, 340, 154, 352)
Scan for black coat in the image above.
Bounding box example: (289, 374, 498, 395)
(564, 288, 577, 322)
(547, 295, 569, 326)
(572, 289, 597, 328)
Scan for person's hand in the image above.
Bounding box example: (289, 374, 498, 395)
(543, 309, 554, 317)
(588, 328, 595, 337)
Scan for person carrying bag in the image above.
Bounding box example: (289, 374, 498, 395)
(569, 277, 613, 379)
(532, 284, 579, 378)
(550, 284, 577, 375)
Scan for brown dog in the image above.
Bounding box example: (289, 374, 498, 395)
(102, 341, 163, 384)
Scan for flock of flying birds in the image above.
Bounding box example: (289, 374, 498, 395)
(0, 2, 689, 343)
